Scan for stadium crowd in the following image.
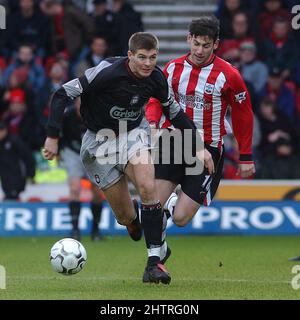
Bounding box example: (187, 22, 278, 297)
(215, 0, 300, 180)
(0, 0, 300, 199)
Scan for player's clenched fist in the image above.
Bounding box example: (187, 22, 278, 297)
(43, 137, 58, 160)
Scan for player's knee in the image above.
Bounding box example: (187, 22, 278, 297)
(138, 180, 156, 202)
(173, 215, 189, 227)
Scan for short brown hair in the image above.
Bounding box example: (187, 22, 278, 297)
(189, 14, 220, 42)
(128, 32, 159, 53)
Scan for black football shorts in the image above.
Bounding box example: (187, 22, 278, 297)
(154, 130, 224, 205)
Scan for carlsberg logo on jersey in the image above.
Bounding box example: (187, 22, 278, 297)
(110, 106, 141, 120)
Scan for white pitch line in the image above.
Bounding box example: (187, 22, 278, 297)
(7, 275, 137, 281)
(184, 278, 291, 284)
(7, 276, 290, 284)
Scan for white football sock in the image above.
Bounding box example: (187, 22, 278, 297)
(160, 241, 168, 261)
(147, 247, 161, 258)
(164, 192, 178, 217)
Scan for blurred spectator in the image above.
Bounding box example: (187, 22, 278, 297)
(239, 41, 269, 94)
(40, 0, 95, 75)
(258, 67, 296, 121)
(223, 136, 241, 179)
(216, 0, 261, 18)
(36, 61, 68, 127)
(0, 120, 35, 200)
(112, 0, 143, 55)
(257, 137, 300, 179)
(71, 0, 94, 14)
(257, 97, 297, 157)
(296, 62, 300, 87)
(262, 17, 298, 80)
(5, 0, 51, 59)
(40, 0, 66, 57)
(92, 0, 119, 56)
(0, 56, 7, 112)
(217, 11, 255, 64)
(4, 0, 21, 14)
(258, 0, 291, 40)
(2, 44, 46, 93)
(223, 114, 260, 179)
(0, 57, 6, 76)
(2, 88, 40, 150)
(75, 36, 108, 77)
(44, 51, 70, 77)
(1, 69, 36, 117)
(216, 0, 249, 39)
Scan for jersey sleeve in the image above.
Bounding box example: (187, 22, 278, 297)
(145, 64, 172, 127)
(225, 68, 254, 162)
(145, 97, 163, 127)
(46, 61, 110, 138)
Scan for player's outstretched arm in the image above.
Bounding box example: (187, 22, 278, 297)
(47, 78, 83, 138)
(227, 68, 255, 177)
(43, 76, 85, 161)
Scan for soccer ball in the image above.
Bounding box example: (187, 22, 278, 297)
(50, 238, 87, 275)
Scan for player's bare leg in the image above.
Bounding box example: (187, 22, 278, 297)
(164, 190, 200, 227)
(102, 175, 141, 241)
(155, 179, 177, 207)
(125, 151, 171, 284)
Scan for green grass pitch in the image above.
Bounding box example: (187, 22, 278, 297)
(1, 235, 300, 299)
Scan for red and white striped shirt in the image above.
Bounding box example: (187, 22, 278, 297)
(146, 53, 254, 161)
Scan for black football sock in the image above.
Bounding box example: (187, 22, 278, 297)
(69, 201, 81, 231)
(141, 202, 163, 266)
